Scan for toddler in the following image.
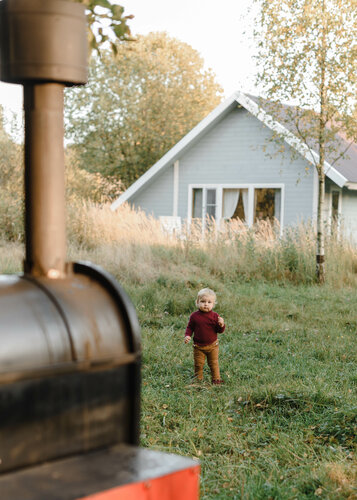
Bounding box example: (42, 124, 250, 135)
(184, 288, 225, 384)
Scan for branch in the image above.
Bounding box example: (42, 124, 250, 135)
(330, 139, 354, 167)
(72, 0, 134, 55)
(293, 118, 318, 169)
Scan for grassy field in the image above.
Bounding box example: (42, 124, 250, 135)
(1, 205, 357, 499)
(136, 280, 357, 499)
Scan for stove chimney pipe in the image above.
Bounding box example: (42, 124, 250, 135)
(0, 0, 87, 277)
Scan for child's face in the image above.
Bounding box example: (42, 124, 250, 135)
(197, 294, 215, 312)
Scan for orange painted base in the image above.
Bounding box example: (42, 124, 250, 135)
(78, 465, 200, 500)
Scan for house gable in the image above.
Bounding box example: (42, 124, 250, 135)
(126, 105, 317, 228)
(178, 107, 315, 227)
(111, 92, 351, 212)
(238, 93, 348, 187)
(111, 93, 240, 211)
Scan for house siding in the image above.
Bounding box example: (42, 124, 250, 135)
(130, 107, 315, 227)
(341, 188, 357, 243)
(130, 163, 174, 216)
(177, 108, 315, 226)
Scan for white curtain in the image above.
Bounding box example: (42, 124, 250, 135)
(223, 189, 239, 218)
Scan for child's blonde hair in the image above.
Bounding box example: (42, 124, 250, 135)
(196, 288, 217, 305)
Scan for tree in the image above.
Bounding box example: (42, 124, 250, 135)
(0, 107, 24, 241)
(253, 0, 357, 283)
(0, 0, 132, 241)
(73, 0, 134, 53)
(65, 32, 223, 187)
(0, 0, 133, 52)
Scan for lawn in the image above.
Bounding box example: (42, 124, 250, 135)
(1, 233, 356, 498)
(130, 279, 357, 499)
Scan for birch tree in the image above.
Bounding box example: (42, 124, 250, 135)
(254, 0, 357, 283)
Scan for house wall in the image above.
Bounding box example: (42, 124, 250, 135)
(324, 178, 340, 229)
(324, 179, 357, 243)
(130, 107, 316, 227)
(130, 163, 174, 216)
(341, 188, 357, 243)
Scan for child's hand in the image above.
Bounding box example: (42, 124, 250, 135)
(184, 336, 191, 344)
(218, 316, 225, 327)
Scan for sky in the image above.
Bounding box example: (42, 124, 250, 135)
(0, 0, 259, 118)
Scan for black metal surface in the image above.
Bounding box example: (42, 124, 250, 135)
(0, 264, 141, 473)
(73, 261, 142, 445)
(73, 261, 142, 446)
(0, 367, 131, 473)
(0, 444, 198, 500)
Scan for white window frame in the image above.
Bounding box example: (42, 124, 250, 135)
(189, 186, 218, 233)
(188, 184, 285, 233)
(173, 160, 179, 217)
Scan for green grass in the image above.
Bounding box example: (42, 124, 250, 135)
(1, 242, 356, 498)
(129, 279, 357, 499)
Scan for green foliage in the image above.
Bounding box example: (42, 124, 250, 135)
(0, 107, 24, 241)
(72, 0, 134, 54)
(254, 0, 357, 122)
(0, 107, 125, 241)
(0, 195, 23, 242)
(65, 149, 123, 203)
(65, 32, 223, 187)
(253, 0, 357, 283)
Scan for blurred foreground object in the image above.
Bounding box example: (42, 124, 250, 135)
(0, 1, 199, 498)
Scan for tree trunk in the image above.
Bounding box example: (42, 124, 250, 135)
(316, 9, 327, 285)
(316, 171, 325, 283)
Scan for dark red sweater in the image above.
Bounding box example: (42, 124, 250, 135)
(185, 310, 225, 346)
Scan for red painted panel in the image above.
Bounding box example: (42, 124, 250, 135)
(78, 465, 200, 500)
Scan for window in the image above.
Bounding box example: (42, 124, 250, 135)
(331, 190, 340, 235)
(254, 188, 281, 223)
(190, 185, 283, 230)
(192, 188, 203, 218)
(192, 188, 217, 220)
(331, 191, 340, 220)
(206, 189, 217, 218)
(223, 189, 248, 222)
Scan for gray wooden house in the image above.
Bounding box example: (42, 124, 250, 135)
(111, 92, 357, 241)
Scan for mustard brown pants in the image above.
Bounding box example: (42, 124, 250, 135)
(193, 341, 220, 381)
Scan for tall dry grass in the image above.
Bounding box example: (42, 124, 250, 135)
(67, 201, 170, 247)
(2, 199, 356, 287)
(66, 201, 357, 287)
(0, 240, 24, 273)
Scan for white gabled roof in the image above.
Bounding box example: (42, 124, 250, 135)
(238, 93, 348, 187)
(111, 91, 348, 210)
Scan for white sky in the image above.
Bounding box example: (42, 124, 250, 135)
(0, 0, 259, 117)
(119, 0, 259, 95)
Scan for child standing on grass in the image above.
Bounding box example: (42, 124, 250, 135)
(184, 288, 225, 385)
